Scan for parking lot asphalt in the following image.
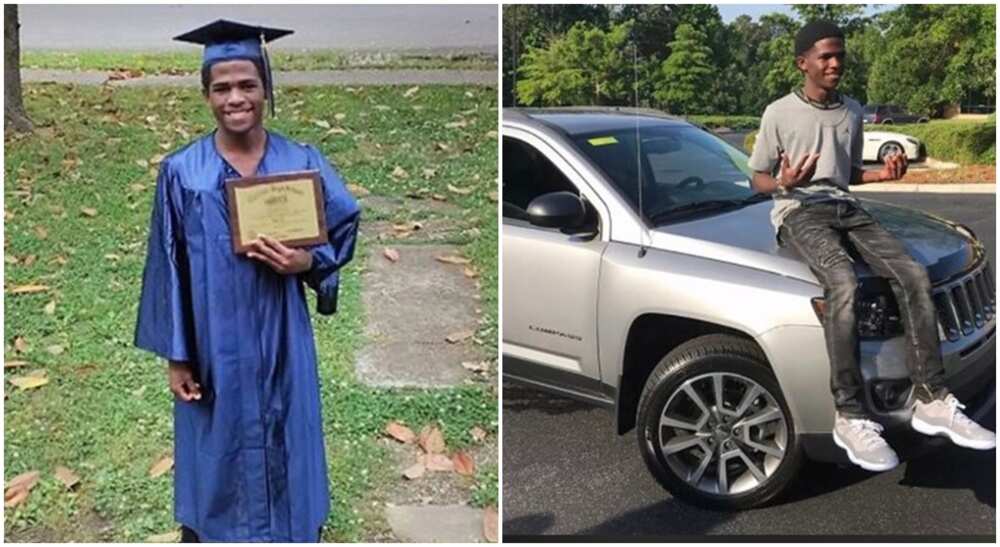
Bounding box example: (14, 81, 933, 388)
(502, 193, 996, 538)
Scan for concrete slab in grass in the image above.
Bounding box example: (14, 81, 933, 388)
(356, 244, 485, 387)
(385, 504, 485, 543)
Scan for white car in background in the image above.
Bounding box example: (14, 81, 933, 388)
(863, 130, 925, 163)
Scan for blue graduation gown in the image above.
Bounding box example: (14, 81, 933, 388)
(134, 130, 360, 542)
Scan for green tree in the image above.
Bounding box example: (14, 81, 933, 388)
(655, 23, 717, 114)
(760, 34, 800, 103)
(515, 21, 634, 106)
(868, 4, 996, 115)
(791, 4, 869, 34)
(503, 4, 611, 105)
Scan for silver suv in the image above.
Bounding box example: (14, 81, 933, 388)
(502, 108, 996, 509)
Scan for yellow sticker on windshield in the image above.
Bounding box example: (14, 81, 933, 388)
(588, 136, 618, 146)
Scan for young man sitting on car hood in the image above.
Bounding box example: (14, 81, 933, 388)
(748, 20, 995, 472)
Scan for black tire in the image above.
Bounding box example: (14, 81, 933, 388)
(636, 334, 803, 510)
(878, 141, 904, 163)
(880, 119, 894, 124)
(918, 117, 929, 123)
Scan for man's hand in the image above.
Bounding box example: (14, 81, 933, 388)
(246, 234, 313, 274)
(778, 152, 820, 189)
(168, 361, 202, 402)
(878, 152, 908, 182)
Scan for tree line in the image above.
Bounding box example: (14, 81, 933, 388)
(503, 4, 996, 117)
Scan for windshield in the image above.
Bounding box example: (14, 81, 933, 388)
(570, 124, 761, 224)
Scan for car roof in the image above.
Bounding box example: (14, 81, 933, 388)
(504, 107, 693, 136)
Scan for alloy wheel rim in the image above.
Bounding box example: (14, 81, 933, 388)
(881, 143, 902, 161)
(656, 372, 788, 496)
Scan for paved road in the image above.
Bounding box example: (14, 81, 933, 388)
(502, 193, 996, 538)
(19, 5, 497, 53)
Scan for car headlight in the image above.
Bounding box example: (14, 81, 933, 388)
(855, 294, 902, 338)
(811, 291, 903, 339)
(905, 137, 919, 146)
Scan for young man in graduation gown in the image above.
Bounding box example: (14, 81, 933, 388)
(134, 20, 360, 542)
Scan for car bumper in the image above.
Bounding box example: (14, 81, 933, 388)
(802, 325, 995, 463)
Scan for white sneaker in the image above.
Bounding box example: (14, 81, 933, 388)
(912, 394, 996, 450)
(832, 413, 900, 472)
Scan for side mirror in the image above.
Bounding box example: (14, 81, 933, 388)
(526, 191, 586, 229)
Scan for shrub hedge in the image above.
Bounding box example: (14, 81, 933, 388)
(686, 115, 761, 131)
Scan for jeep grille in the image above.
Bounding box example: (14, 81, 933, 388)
(933, 259, 995, 342)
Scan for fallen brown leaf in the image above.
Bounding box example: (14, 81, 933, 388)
(383, 248, 400, 263)
(392, 221, 423, 234)
(4, 470, 40, 508)
(22, 255, 36, 267)
(403, 86, 420, 98)
(447, 184, 473, 195)
(402, 462, 425, 480)
(43, 301, 56, 315)
(470, 426, 488, 443)
(445, 120, 467, 129)
(4, 360, 30, 369)
(8, 284, 49, 295)
(391, 166, 409, 179)
(346, 183, 369, 197)
(33, 226, 48, 240)
(488, 191, 498, 202)
(4, 487, 28, 508)
(445, 330, 475, 344)
(80, 207, 98, 217)
(435, 255, 471, 265)
(146, 531, 181, 543)
(452, 451, 476, 476)
(13, 336, 28, 353)
(435, 142, 450, 152)
(463, 267, 478, 278)
(9, 374, 48, 390)
(424, 453, 454, 472)
(461, 361, 490, 373)
(149, 455, 174, 478)
(430, 194, 448, 202)
(385, 421, 416, 444)
(5, 470, 40, 492)
(313, 119, 332, 129)
(418, 425, 446, 454)
(54, 466, 80, 490)
(483, 506, 498, 542)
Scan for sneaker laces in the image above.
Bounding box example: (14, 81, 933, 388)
(847, 418, 888, 449)
(943, 395, 975, 428)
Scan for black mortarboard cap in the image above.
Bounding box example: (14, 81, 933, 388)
(174, 19, 293, 116)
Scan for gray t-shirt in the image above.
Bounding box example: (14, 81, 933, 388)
(748, 92, 864, 231)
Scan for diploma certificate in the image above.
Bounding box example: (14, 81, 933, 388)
(224, 170, 328, 254)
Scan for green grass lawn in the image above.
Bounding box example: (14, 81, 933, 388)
(4, 82, 498, 542)
(22, 49, 497, 74)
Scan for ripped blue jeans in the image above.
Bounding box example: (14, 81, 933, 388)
(779, 199, 947, 418)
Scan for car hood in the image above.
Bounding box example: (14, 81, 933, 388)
(647, 198, 979, 286)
